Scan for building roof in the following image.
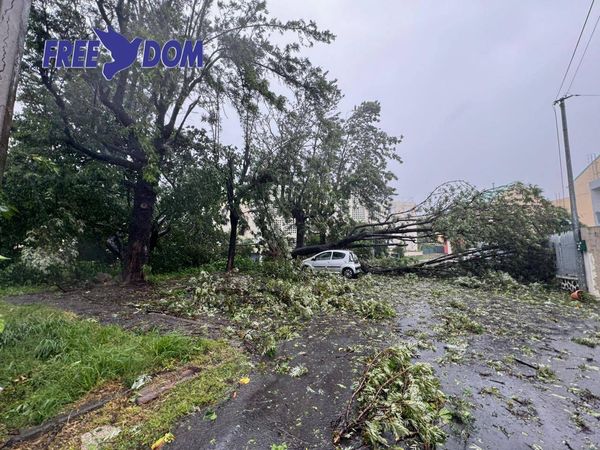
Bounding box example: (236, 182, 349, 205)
(574, 154, 600, 181)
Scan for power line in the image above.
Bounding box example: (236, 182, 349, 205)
(567, 11, 600, 93)
(556, 0, 596, 99)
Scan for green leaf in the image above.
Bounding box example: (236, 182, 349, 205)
(270, 445, 288, 450)
(438, 407, 453, 424)
(0, 203, 16, 219)
(31, 155, 60, 175)
(203, 409, 217, 421)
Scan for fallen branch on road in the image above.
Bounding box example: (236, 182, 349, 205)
(333, 345, 449, 449)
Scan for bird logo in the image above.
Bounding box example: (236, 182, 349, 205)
(93, 26, 142, 80)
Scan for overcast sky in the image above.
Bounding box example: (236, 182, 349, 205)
(259, 0, 600, 203)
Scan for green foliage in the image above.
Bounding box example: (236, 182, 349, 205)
(454, 271, 521, 290)
(143, 271, 394, 355)
(364, 255, 419, 270)
(439, 311, 484, 336)
(271, 444, 288, 450)
(432, 183, 569, 282)
(0, 113, 129, 282)
(149, 141, 228, 273)
(572, 333, 600, 348)
(447, 393, 475, 437)
(19, 0, 336, 281)
(334, 345, 448, 448)
(435, 183, 569, 251)
(536, 364, 556, 382)
(150, 257, 313, 282)
(0, 259, 118, 286)
(265, 97, 401, 248)
(0, 301, 211, 433)
(253, 259, 305, 281)
(450, 271, 558, 304)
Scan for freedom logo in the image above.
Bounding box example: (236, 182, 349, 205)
(42, 26, 203, 80)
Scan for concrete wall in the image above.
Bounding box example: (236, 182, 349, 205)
(581, 226, 600, 296)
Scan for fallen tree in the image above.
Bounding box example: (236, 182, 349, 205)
(292, 181, 570, 282)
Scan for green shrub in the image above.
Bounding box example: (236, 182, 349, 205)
(0, 259, 118, 286)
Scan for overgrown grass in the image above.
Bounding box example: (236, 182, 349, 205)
(0, 301, 224, 436)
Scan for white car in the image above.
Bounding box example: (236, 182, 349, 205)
(301, 250, 361, 278)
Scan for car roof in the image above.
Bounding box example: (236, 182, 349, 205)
(316, 250, 349, 255)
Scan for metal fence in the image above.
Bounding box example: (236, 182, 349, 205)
(549, 231, 578, 279)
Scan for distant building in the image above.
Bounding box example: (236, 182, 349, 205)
(350, 200, 369, 223)
(389, 200, 420, 255)
(553, 155, 600, 226)
(350, 197, 388, 223)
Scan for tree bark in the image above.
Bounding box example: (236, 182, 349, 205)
(226, 208, 239, 272)
(319, 231, 326, 244)
(294, 213, 306, 249)
(122, 177, 157, 283)
(0, 0, 32, 183)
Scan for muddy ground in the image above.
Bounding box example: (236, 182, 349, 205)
(3, 275, 600, 450)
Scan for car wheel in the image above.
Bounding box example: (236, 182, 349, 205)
(342, 268, 354, 279)
(301, 265, 310, 272)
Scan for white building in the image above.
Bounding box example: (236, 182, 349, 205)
(389, 200, 420, 255)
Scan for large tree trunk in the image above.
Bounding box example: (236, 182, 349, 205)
(122, 177, 157, 283)
(226, 208, 239, 272)
(0, 0, 32, 183)
(294, 213, 306, 249)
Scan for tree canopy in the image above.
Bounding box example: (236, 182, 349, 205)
(15, 0, 336, 281)
(0, 0, 565, 286)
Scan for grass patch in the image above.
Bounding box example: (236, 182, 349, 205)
(0, 301, 229, 437)
(108, 342, 245, 449)
(25, 338, 246, 450)
(0, 284, 47, 298)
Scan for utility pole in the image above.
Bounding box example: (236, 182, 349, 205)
(0, 0, 32, 184)
(555, 95, 588, 291)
